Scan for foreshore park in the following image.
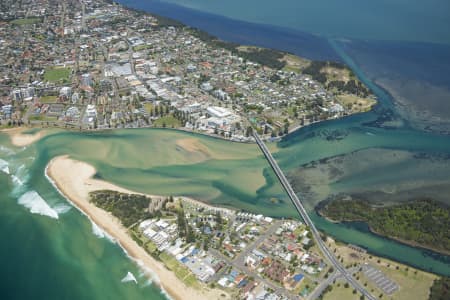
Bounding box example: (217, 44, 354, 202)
(0, 1, 448, 300)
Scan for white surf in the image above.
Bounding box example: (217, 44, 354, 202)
(91, 221, 106, 238)
(0, 145, 14, 155)
(121, 271, 138, 284)
(18, 191, 59, 219)
(53, 203, 72, 214)
(0, 159, 9, 174)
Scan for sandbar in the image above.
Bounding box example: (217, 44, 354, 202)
(1, 127, 46, 147)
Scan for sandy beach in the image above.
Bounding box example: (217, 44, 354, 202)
(46, 155, 229, 300)
(1, 127, 46, 147)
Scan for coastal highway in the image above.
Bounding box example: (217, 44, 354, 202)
(253, 132, 376, 300)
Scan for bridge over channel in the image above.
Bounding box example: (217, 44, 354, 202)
(253, 132, 376, 300)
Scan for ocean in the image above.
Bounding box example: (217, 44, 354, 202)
(149, 0, 450, 45)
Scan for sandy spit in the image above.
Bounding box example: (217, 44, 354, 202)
(46, 155, 229, 300)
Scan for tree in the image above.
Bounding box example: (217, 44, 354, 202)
(177, 209, 186, 237)
(245, 126, 253, 137)
(215, 211, 222, 225)
(186, 225, 195, 243)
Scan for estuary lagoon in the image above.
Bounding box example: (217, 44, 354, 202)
(1, 125, 450, 289)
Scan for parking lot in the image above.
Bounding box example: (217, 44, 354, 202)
(362, 264, 399, 295)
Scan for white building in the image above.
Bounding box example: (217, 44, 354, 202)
(81, 73, 93, 86)
(60, 86, 72, 98)
(206, 106, 232, 118)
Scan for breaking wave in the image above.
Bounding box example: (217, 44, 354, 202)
(121, 271, 137, 284)
(0, 158, 9, 174)
(160, 287, 174, 300)
(53, 203, 72, 214)
(11, 164, 29, 195)
(91, 221, 106, 238)
(90, 220, 116, 243)
(0, 145, 14, 155)
(18, 191, 59, 219)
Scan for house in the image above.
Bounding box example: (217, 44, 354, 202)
(264, 260, 289, 283)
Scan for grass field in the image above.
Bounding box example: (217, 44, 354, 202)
(337, 94, 376, 112)
(143, 103, 153, 113)
(40, 96, 58, 103)
(153, 115, 181, 128)
(28, 115, 58, 122)
(362, 256, 436, 300)
(322, 284, 361, 300)
(44, 67, 72, 83)
(282, 54, 310, 73)
(133, 44, 152, 51)
(327, 238, 437, 300)
(11, 18, 41, 25)
(159, 252, 200, 289)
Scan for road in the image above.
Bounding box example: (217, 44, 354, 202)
(308, 271, 341, 300)
(308, 266, 360, 300)
(253, 132, 376, 300)
(233, 220, 281, 267)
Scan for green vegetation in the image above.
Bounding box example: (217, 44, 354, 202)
(429, 276, 450, 300)
(133, 44, 152, 51)
(159, 250, 200, 289)
(176, 206, 195, 243)
(89, 190, 152, 227)
(143, 102, 153, 113)
(44, 67, 72, 83)
(302, 61, 371, 97)
(319, 198, 450, 254)
(153, 115, 181, 128)
(151, 13, 184, 27)
(28, 115, 58, 122)
(191, 30, 286, 69)
(10, 17, 42, 25)
(337, 94, 376, 112)
(236, 47, 286, 69)
(40, 96, 58, 103)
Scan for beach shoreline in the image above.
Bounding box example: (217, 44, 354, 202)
(46, 155, 229, 300)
